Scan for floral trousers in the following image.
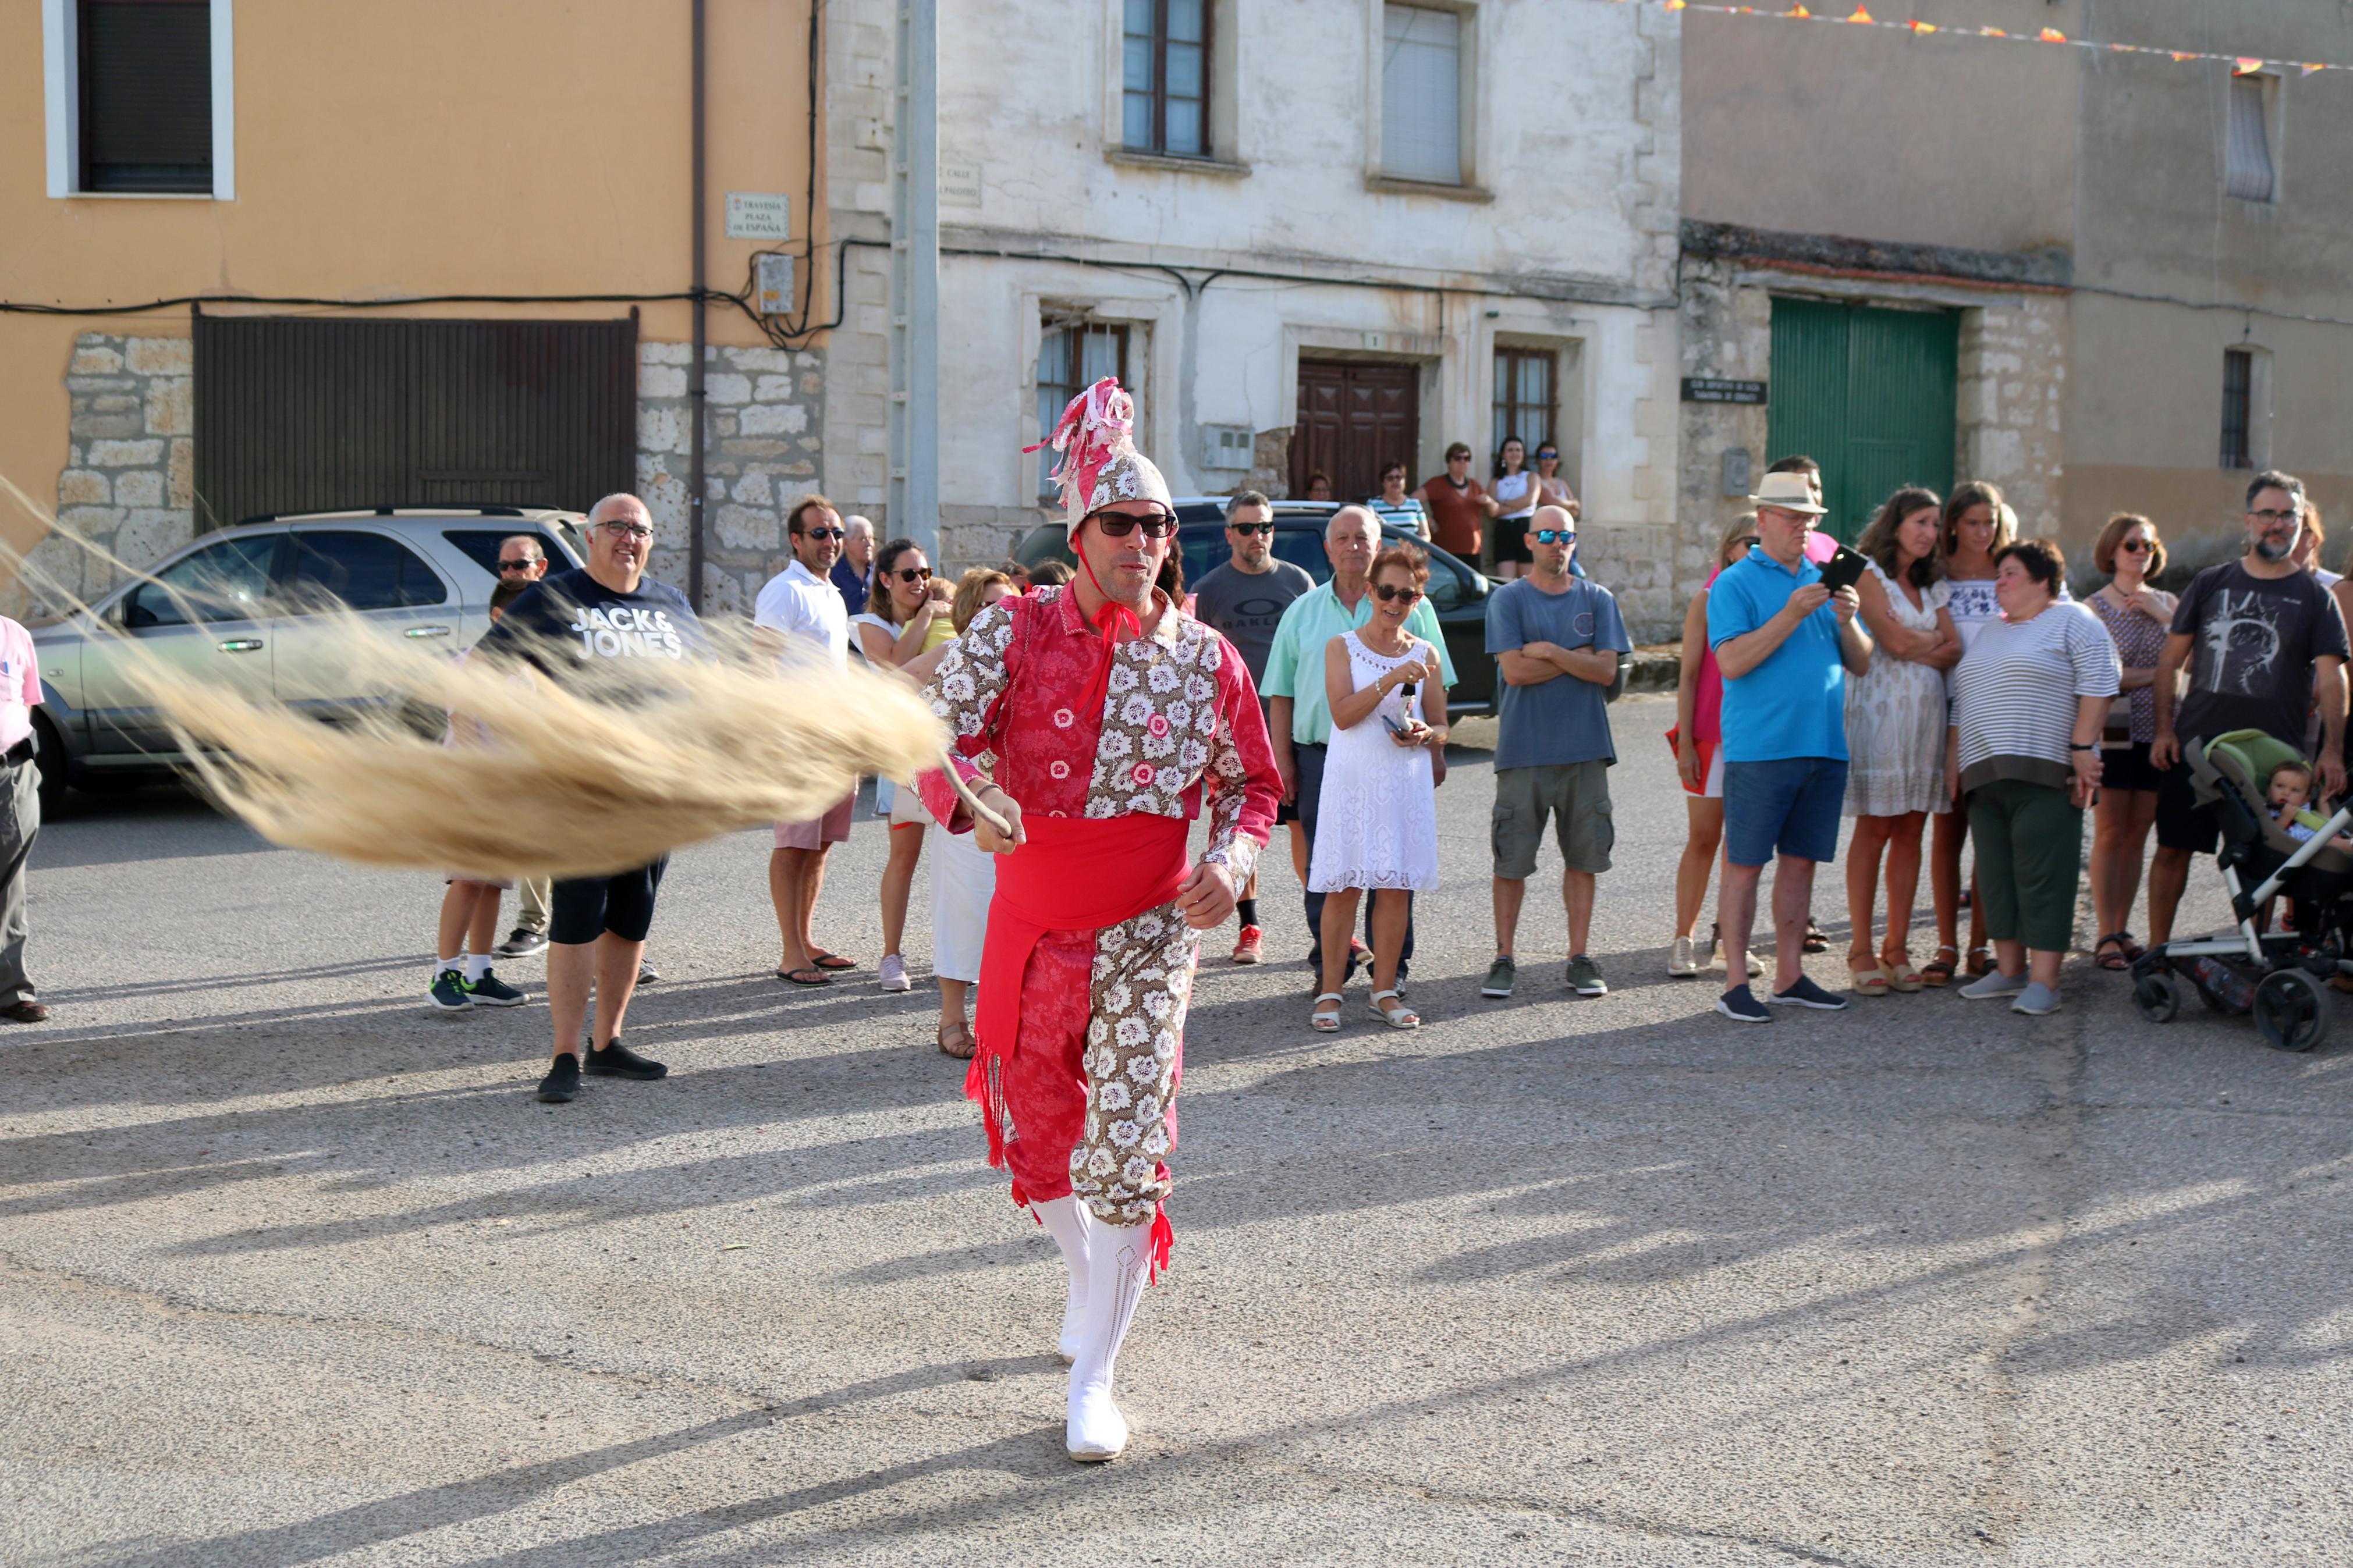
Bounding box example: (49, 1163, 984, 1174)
(991, 899, 1198, 1229)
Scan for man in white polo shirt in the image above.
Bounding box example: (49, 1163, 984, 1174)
(0, 613, 44, 1022)
(754, 494, 860, 986)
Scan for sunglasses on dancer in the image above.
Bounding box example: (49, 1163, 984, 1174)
(1533, 529, 1575, 546)
(1087, 507, 1179, 538)
(1373, 582, 1423, 603)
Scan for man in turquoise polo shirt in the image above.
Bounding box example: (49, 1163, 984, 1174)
(1264, 506, 1457, 987)
(1706, 473, 1873, 1023)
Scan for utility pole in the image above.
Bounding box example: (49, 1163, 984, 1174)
(889, 0, 940, 556)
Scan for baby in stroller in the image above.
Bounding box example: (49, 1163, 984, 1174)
(2267, 758, 2353, 852)
(2130, 729, 2353, 1050)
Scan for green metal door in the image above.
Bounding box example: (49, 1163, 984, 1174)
(1766, 298, 1959, 543)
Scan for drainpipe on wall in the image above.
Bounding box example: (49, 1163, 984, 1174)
(687, 0, 708, 610)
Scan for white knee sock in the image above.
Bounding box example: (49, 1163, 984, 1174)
(1066, 1217, 1153, 1460)
(1032, 1195, 1092, 1364)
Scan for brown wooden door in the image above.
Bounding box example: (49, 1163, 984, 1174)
(1293, 360, 1419, 502)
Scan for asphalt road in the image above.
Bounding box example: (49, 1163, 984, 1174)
(3, 692, 2347, 1566)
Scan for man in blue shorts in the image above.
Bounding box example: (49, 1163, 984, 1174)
(1706, 473, 1873, 1021)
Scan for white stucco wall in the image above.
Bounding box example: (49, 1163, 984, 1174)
(827, 0, 1683, 625)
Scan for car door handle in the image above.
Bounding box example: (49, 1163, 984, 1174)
(403, 625, 452, 639)
(217, 638, 264, 653)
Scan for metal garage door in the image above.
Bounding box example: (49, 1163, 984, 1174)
(192, 315, 638, 530)
(1766, 298, 1958, 544)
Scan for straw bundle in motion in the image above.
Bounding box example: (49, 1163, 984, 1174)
(132, 616, 946, 880)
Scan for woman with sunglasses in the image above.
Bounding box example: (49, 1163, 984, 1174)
(1669, 515, 1766, 981)
(1307, 544, 1446, 1032)
(851, 538, 957, 994)
(2085, 513, 2174, 970)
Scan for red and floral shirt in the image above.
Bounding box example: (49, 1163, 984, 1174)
(917, 586, 1280, 877)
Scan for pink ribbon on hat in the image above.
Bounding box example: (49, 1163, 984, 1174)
(1026, 377, 1135, 527)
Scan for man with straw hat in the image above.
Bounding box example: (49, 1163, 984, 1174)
(915, 378, 1280, 1462)
(1706, 470, 1874, 1024)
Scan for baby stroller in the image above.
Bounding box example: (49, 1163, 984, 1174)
(2129, 729, 2353, 1051)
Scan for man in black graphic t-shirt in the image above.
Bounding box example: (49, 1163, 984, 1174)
(475, 493, 709, 1103)
(2146, 470, 2350, 945)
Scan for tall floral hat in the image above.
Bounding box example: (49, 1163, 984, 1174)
(1030, 377, 1172, 538)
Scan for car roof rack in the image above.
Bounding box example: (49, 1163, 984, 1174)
(234, 504, 542, 527)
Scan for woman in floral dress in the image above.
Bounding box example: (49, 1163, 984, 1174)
(1843, 488, 1961, 994)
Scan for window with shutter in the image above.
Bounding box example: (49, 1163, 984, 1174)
(2224, 76, 2275, 203)
(79, 0, 215, 194)
(2220, 350, 2255, 470)
(1381, 5, 1461, 185)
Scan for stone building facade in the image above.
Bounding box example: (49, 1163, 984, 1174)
(27, 334, 197, 611)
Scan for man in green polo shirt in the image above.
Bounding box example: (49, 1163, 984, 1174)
(1263, 506, 1458, 988)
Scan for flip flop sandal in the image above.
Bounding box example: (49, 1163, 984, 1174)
(1369, 989, 1421, 1029)
(1921, 945, 1959, 987)
(778, 966, 832, 986)
(1848, 963, 1891, 997)
(810, 951, 858, 971)
(1310, 993, 1344, 1032)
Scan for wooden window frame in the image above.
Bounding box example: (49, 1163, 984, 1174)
(1492, 347, 1556, 461)
(1037, 321, 1133, 501)
(1123, 0, 1211, 159)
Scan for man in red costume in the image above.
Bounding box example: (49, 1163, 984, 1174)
(917, 379, 1280, 1462)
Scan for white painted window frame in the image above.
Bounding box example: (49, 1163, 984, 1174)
(44, 0, 236, 200)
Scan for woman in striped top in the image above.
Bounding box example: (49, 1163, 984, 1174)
(1367, 460, 1432, 541)
(1944, 538, 2120, 1017)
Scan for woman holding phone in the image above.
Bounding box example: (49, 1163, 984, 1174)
(1308, 544, 1447, 1032)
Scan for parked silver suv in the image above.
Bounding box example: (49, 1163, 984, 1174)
(30, 507, 587, 809)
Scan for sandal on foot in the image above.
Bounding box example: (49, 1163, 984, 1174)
(1804, 921, 1829, 954)
(1310, 993, 1344, 1032)
(1921, 945, 1959, 987)
(1369, 989, 1421, 1030)
(936, 1023, 977, 1059)
(778, 966, 832, 986)
(2118, 930, 2146, 962)
(810, 950, 858, 971)
(1883, 959, 1925, 993)
(1847, 963, 1891, 997)
(1966, 945, 1994, 977)
(2094, 933, 2132, 972)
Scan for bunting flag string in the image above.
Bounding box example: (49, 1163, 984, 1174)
(1616, 0, 2348, 78)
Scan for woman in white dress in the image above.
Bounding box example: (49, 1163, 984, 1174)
(1308, 545, 1448, 1031)
(850, 538, 958, 995)
(1489, 436, 1538, 581)
(1842, 488, 1961, 995)
(1927, 481, 2012, 984)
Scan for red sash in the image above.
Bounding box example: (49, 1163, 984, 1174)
(967, 813, 1191, 1162)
